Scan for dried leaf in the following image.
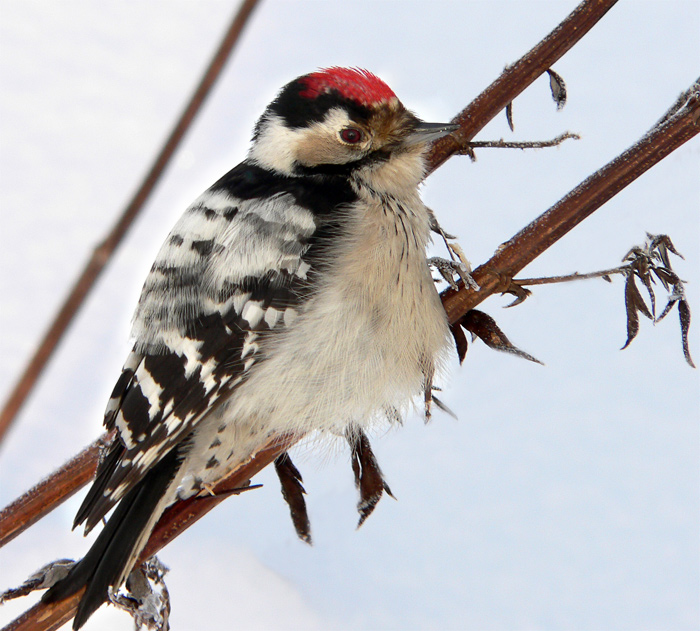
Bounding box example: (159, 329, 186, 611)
(547, 68, 567, 110)
(602, 274, 612, 283)
(274, 452, 311, 544)
(461, 310, 543, 364)
(637, 265, 656, 318)
(505, 101, 514, 131)
(679, 299, 696, 368)
(626, 273, 653, 321)
(649, 233, 684, 268)
(348, 428, 393, 528)
(652, 266, 677, 291)
(622, 274, 644, 349)
(656, 294, 679, 323)
(663, 236, 684, 258)
(450, 322, 468, 364)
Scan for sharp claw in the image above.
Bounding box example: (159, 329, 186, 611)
(274, 453, 312, 544)
(428, 257, 478, 291)
(347, 427, 392, 528)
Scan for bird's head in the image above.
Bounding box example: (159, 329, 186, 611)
(248, 67, 456, 191)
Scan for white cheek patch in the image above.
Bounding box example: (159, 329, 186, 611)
(249, 108, 367, 173)
(248, 114, 303, 175)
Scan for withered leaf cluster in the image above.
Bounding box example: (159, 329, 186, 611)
(620, 234, 694, 367)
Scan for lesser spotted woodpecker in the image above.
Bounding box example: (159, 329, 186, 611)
(43, 67, 456, 628)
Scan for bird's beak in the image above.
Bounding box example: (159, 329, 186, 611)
(404, 121, 459, 146)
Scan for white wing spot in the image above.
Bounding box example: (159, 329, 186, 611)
(123, 352, 142, 372)
(241, 300, 264, 328)
(264, 307, 281, 328)
(165, 414, 183, 433)
(296, 261, 311, 279)
(162, 398, 174, 418)
(284, 307, 299, 327)
(135, 365, 164, 420)
(115, 411, 135, 449)
(232, 292, 251, 315)
(241, 333, 259, 359)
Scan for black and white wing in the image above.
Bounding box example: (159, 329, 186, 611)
(42, 162, 355, 628)
(74, 162, 341, 533)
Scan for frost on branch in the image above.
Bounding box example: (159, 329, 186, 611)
(0, 559, 75, 603)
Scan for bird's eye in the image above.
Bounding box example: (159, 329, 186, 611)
(340, 128, 363, 144)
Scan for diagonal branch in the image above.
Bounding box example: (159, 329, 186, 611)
(0, 0, 262, 446)
(0, 434, 111, 549)
(425, 0, 619, 173)
(440, 80, 700, 323)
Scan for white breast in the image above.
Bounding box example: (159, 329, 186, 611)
(178, 182, 450, 493)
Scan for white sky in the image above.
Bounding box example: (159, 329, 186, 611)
(0, 1, 698, 630)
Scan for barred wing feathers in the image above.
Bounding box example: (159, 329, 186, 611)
(75, 165, 325, 532)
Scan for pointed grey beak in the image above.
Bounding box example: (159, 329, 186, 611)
(404, 121, 459, 146)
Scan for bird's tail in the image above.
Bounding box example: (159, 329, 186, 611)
(42, 446, 183, 629)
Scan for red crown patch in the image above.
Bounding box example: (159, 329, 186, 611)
(299, 67, 396, 106)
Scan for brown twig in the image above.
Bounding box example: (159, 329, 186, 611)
(439, 82, 700, 324)
(467, 132, 580, 151)
(514, 268, 624, 286)
(0, 433, 111, 549)
(425, 0, 619, 173)
(0, 0, 262, 446)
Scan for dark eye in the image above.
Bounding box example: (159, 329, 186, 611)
(340, 128, 363, 144)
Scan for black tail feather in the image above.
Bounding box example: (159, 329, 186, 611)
(73, 442, 124, 532)
(42, 446, 182, 629)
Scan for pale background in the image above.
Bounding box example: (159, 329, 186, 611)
(0, 1, 698, 630)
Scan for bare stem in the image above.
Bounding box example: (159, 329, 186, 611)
(0, 0, 263, 446)
(440, 79, 700, 324)
(515, 267, 625, 286)
(468, 132, 580, 151)
(425, 0, 619, 173)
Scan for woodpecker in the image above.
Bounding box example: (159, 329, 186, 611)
(43, 67, 456, 628)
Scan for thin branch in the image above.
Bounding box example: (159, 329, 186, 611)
(467, 132, 580, 150)
(515, 268, 624, 286)
(440, 80, 700, 324)
(0, 434, 110, 549)
(425, 0, 619, 173)
(0, 0, 262, 446)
